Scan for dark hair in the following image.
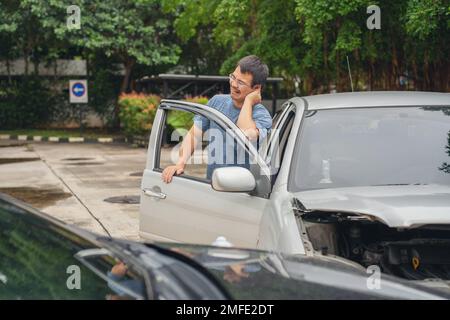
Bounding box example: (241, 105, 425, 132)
(237, 55, 269, 87)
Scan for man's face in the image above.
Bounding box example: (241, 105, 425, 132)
(229, 66, 257, 104)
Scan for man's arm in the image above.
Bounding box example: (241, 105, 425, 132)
(236, 88, 261, 141)
(161, 125, 202, 183)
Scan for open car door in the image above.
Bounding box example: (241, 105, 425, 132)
(139, 100, 272, 248)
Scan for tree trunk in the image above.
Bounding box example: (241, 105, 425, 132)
(424, 51, 430, 91)
(443, 60, 449, 92)
(23, 50, 29, 76)
(33, 60, 39, 75)
(392, 45, 399, 90)
(6, 58, 11, 84)
(412, 58, 419, 90)
(367, 33, 373, 90)
(120, 60, 135, 93)
(354, 50, 360, 91)
(53, 60, 58, 81)
(336, 51, 343, 92)
(323, 35, 329, 92)
(113, 59, 135, 130)
(303, 74, 313, 95)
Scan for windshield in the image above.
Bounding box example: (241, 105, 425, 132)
(289, 106, 450, 191)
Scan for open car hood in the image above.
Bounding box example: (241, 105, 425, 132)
(293, 184, 450, 228)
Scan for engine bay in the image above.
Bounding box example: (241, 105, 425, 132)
(297, 208, 450, 282)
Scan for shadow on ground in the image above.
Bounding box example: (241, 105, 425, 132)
(0, 187, 72, 208)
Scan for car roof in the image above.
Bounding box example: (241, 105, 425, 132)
(299, 91, 450, 110)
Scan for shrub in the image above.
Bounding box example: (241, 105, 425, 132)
(0, 77, 56, 129)
(118, 92, 160, 136)
(166, 96, 208, 131)
(183, 96, 209, 105)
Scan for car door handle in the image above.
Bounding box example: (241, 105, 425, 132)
(142, 188, 166, 200)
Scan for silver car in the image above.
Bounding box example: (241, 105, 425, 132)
(140, 91, 450, 287)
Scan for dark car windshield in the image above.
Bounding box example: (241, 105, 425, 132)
(289, 106, 450, 191)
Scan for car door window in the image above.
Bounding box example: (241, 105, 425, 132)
(265, 102, 296, 180)
(156, 109, 209, 182)
(276, 110, 295, 166)
(75, 251, 146, 300)
(155, 108, 258, 184)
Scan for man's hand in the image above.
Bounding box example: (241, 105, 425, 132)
(162, 164, 185, 183)
(244, 87, 262, 106)
(111, 262, 128, 277)
(237, 87, 262, 140)
(223, 264, 250, 283)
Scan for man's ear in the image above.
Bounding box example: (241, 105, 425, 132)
(253, 84, 262, 91)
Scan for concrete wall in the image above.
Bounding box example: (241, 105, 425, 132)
(0, 59, 87, 76)
(0, 59, 125, 76)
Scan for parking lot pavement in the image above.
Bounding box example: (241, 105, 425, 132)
(0, 141, 148, 241)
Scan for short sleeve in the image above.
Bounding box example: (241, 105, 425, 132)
(253, 105, 273, 140)
(193, 96, 218, 131)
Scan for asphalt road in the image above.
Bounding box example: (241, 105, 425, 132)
(0, 141, 147, 240)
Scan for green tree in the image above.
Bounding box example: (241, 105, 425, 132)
(1, 0, 183, 127)
(162, 0, 449, 94)
(53, 0, 181, 93)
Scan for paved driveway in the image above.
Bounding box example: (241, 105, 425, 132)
(0, 141, 147, 240)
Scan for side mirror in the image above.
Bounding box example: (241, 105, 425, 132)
(211, 167, 256, 192)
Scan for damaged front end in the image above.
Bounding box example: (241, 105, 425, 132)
(293, 198, 450, 287)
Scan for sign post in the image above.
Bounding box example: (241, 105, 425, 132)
(69, 80, 88, 134)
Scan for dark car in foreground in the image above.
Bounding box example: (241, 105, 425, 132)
(1, 192, 449, 300)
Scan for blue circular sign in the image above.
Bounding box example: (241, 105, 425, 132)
(72, 82, 85, 97)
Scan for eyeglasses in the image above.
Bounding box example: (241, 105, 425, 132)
(229, 73, 251, 89)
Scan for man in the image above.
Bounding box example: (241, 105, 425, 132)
(162, 55, 272, 183)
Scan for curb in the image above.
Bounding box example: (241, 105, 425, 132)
(0, 134, 128, 144)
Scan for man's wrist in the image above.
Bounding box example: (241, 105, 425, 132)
(176, 162, 185, 169)
(243, 97, 256, 108)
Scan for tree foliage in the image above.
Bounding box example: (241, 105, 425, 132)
(0, 0, 183, 127)
(0, 0, 448, 122)
(162, 0, 449, 93)
(0, 0, 180, 84)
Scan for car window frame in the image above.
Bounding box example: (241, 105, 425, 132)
(152, 100, 272, 198)
(264, 102, 295, 160)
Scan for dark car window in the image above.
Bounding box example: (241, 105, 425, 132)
(289, 106, 450, 191)
(0, 199, 144, 300)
